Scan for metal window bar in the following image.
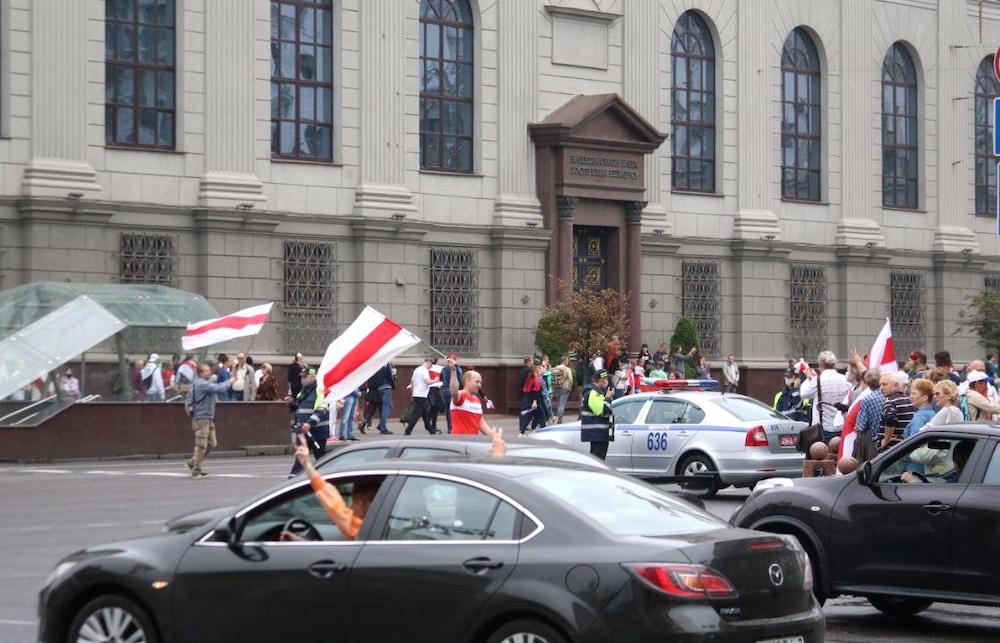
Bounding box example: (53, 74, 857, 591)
(788, 264, 828, 358)
(890, 270, 925, 358)
(985, 275, 1000, 293)
(681, 260, 721, 357)
(430, 248, 479, 354)
(283, 240, 337, 353)
(119, 233, 178, 286)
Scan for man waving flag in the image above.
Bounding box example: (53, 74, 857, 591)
(317, 307, 421, 401)
(866, 318, 898, 374)
(182, 303, 273, 351)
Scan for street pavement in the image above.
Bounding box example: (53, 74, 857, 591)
(2, 445, 999, 642)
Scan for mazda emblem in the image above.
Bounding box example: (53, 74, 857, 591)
(768, 563, 784, 587)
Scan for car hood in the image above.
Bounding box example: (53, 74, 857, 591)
(164, 505, 233, 533)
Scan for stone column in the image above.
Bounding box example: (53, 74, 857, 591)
(198, 0, 265, 206)
(625, 201, 646, 346)
(22, 0, 101, 196)
(555, 196, 577, 299)
(623, 1, 667, 234)
(733, 0, 781, 239)
(494, 0, 541, 225)
(933, 0, 978, 253)
(836, 0, 883, 246)
(353, 0, 415, 218)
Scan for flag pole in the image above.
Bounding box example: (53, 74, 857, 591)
(421, 340, 447, 358)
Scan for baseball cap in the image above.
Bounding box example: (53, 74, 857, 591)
(784, 366, 796, 378)
(306, 367, 317, 376)
(967, 370, 991, 384)
(594, 370, 609, 380)
(447, 353, 458, 361)
(148, 353, 160, 363)
(909, 351, 921, 361)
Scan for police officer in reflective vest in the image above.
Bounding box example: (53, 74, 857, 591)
(581, 370, 614, 460)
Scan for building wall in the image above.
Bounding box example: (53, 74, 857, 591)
(0, 0, 998, 371)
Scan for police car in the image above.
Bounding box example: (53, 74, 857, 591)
(531, 379, 808, 497)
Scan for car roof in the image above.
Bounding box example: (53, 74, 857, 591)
(317, 454, 616, 481)
(918, 423, 1000, 437)
(614, 390, 743, 403)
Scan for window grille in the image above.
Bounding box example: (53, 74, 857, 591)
(986, 275, 1000, 293)
(283, 240, 337, 353)
(681, 260, 721, 356)
(119, 233, 177, 286)
(430, 248, 479, 353)
(789, 265, 828, 358)
(890, 270, 925, 357)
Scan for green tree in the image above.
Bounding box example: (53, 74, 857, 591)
(955, 288, 1000, 354)
(669, 316, 702, 378)
(534, 286, 630, 386)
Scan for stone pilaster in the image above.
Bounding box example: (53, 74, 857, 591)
(836, 0, 884, 246)
(734, 0, 780, 240)
(494, 0, 541, 226)
(933, 0, 978, 254)
(198, 0, 265, 206)
(22, 0, 101, 196)
(553, 195, 577, 302)
(624, 201, 646, 346)
(731, 241, 791, 359)
(623, 0, 668, 235)
(354, 0, 414, 219)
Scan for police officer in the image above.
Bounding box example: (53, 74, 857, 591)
(289, 368, 322, 477)
(581, 370, 614, 460)
(773, 367, 810, 423)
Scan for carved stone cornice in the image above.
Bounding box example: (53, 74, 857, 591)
(556, 195, 578, 219)
(351, 217, 429, 243)
(625, 201, 647, 224)
(192, 207, 283, 233)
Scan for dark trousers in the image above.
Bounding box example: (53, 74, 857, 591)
(519, 393, 544, 434)
(426, 387, 443, 431)
(404, 397, 433, 435)
(589, 441, 609, 460)
(442, 394, 453, 433)
(378, 388, 393, 433)
(289, 427, 329, 476)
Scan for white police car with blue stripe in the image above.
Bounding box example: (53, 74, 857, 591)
(530, 379, 808, 497)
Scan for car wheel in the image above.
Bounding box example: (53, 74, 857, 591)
(678, 453, 720, 499)
(868, 596, 933, 617)
(67, 595, 158, 643)
(486, 618, 567, 643)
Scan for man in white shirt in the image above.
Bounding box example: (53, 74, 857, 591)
(799, 350, 853, 441)
(404, 357, 439, 435)
(722, 355, 740, 393)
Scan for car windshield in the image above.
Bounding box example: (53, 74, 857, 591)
(531, 470, 727, 537)
(711, 396, 788, 421)
(510, 447, 610, 469)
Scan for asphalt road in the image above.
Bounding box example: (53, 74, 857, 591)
(2, 454, 999, 643)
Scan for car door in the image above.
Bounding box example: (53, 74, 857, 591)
(608, 397, 648, 471)
(630, 398, 690, 474)
(170, 474, 389, 643)
(346, 474, 520, 642)
(829, 435, 978, 593)
(950, 439, 1000, 596)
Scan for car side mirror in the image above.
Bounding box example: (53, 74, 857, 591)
(214, 516, 241, 548)
(857, 461, 873, 486)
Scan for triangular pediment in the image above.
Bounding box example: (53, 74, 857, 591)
(529, 94, 666, 150)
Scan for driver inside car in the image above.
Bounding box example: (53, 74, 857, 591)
(901, 439, 974, 484)
(281, 427, 508, 541)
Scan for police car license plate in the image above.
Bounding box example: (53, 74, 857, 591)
(779, 435, 797, 447)
(756, 637, 804, 643)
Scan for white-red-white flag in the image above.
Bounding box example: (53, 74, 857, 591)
(182, 303, 273, 351)
(317, 306, 421, 400)
(866, 318, 898, 373)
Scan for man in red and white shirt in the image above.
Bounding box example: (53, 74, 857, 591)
(447, 356, 499, 438)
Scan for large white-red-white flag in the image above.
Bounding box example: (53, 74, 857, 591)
(317, 306, 421, 400)
(182, 303, 273, 351)
(866, 318, 898, 374)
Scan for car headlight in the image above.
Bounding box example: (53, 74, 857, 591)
(44, 561, 77, 587)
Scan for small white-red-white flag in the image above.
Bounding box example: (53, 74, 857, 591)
(182, 303, 273, 351)
(866, 318, 898, 373)
(317, 306, 421, 400)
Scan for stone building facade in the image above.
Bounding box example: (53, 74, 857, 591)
(2, 0, 1000, 387)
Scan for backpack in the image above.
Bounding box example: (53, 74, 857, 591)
(958, 394, 972, 422)
(142, 367, 155, 389)
(175, 361, 196, 394)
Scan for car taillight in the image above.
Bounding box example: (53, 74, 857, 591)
(745, 425, 769, 447)
(626, 563, 738, 599)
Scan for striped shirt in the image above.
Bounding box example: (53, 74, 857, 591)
(450, 391, 483, 435)
(880, 392, 915, 447)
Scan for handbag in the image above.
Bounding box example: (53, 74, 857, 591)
(797, 374, 824, 453)
(852, 431, 878, 462)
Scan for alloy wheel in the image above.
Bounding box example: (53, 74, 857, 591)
(500, 634, 550, 643)
(76, 606, 148, 643)
(685, 460, 709, 475)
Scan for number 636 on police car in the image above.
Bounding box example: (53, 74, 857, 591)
(646, 432, 668, 451)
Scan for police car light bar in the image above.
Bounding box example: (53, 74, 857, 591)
(639, 378, 719, 392)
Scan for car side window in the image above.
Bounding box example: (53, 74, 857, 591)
(383, 477, 508, 541)
(877, 437, 977, 484)
(645, 399, 688, 424)
(980, 443, 1000, 484)
(681, 403, 705, 424)
(399, 447, 460, 459)
(485, 501, 519, 540)
(324, 447, 391, 468)
(612, 399, 646, 424)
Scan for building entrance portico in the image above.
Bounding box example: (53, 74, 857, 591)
(530, 94, 666, 344)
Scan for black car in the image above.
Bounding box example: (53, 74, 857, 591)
(41, 458, 823, 643)
(163, 436, 614, 532)
(731, 423, 1000, 616)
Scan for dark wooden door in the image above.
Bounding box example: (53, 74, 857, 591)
(572, 226, 609, 290)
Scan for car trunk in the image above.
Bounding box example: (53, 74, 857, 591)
(740, 419, 805, 454)
(676, 530, 812, 620)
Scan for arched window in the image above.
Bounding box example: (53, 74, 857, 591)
(781, 28, 821, 201)
(882, 42, 919, 209)
(671, 11, 716, 193)
(419, 0, 474, 173)
(975, 56, 1000, 215)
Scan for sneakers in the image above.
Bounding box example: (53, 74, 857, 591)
(190, 468, 209, 479)
(185, 460, 194, 472)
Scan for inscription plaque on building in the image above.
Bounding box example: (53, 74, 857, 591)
(561, 147, 644, 195)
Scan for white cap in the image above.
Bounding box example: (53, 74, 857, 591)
(967, 370, 990, 384)
(148, 353, 160, 363)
